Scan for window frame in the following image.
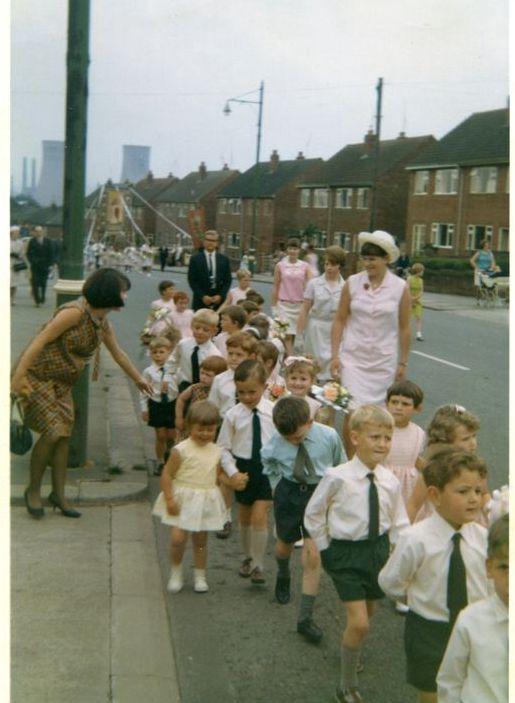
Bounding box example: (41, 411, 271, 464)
(334, 187, 353, 209)
(431, 222, 455, 248)
(300, 189, 311, 208)
(313, 188, 329, 208)
(356, 188, 369, 209)
(413, 171, 429, 195)
(411, 224, 426, 254)
(469, 167, 498, 194)
(434, 168, 459, 195)
(497, 227, 509, 252)
(466, 224, 493, 251)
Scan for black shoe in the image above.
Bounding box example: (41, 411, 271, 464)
(24, 489, 44, 519)
(297, 617, 323, 644)
(48, 492, 81, 518)
(334, 687, 365, 703)
(275, 575, 291, 604)
(216, 521, 232, 539)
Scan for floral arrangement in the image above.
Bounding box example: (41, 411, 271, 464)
(271, 317, 290, 341)
(267, 382, 287, 402)
(140, 306, 171, 345)
(486, 485, 509, 525)
(313, 381, 352, 411)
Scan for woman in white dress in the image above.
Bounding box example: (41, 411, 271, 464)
(296, 245, 346, 381)
(10, 226, 28, 304)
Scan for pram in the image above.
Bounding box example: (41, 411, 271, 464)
(475, 271, 499, 307)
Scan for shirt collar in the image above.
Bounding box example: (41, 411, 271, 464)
(491, 592, 509, 622)
(348, 453, 378, 477)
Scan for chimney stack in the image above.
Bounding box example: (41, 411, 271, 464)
(397, 131, 406, 139)
(147, 170, 154, 181)
(364, 129, 377, 151)
(270, 149, 279, 171)
(222, 163, 229, 171)
(198, 161, 207, 180)
(296, 151, 305, 160)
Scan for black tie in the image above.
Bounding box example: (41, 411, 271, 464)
(367, 473, 379, 540)
(191, 346, 200, 383)
(160, 367, 168, 402)
(293, 442, 317, 484)
(447, 533, 468, 625)
(251, 408, 262, 462)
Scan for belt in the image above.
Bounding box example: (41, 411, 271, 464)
(279, 299, 303, 304)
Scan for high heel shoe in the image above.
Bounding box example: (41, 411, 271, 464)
(24, 489, 44, 519)
(48, 492, 82, 518)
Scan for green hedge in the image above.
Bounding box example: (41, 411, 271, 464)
(413, 255, 509, 275)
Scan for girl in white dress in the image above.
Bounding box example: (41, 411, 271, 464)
(153, 401, 228, 594)
(218, 269, 252, 311)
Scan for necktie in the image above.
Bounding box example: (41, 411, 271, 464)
(447, 533, 468, 624)
(293, 442, 317, 484)
(251, 408, 262, 462)
(208, 253, 215, 289)
(160, 367, 168, 402)
(191, 346, 200, 383)
(367, 472, 379, 540)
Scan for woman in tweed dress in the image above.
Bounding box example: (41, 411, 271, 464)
(11, 268, 153, 519)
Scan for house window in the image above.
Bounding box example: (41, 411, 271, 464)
(497, 227, 509, 252)
(431, 223, 455, 248)
(434, 169, 458, 194)
(470, 167, 497, 194)
(313, 189, 329, 208)
(412, 224, 426, 254)
(335, 188, 352, 208)
(300, 189, 311, 208)
(413, 171, 429, 195)
(177, 204, 188, 217)
(228, 198, 242, 214)
(333, 231, 353, 249)
(228, 232, 241, 248)
(466, 225, 493, 251)
(218, 199, 227, 214)
(356, 188, 369, 208)
(313, 231, 327, 247)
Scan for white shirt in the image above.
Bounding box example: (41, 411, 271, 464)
(168, 337, 222, 386)
(303, 274, 344, 321)
(140, 362, 177, 409)
(204, 250, 216, 287)
(437, 593, 508, 703)
(304, 455, 409, 552)
(378, 512, 490, 622)
(218, 398, 275, 477)
(208, 368, 236, 415)
(213, 331, 229, 357)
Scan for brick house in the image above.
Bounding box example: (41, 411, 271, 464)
(296, 131, 436, 253)
(215, 150, 323, 270)
(405, 108, 509, 257)
(130, 171, 179, 242)
(154, 162, 239, 249)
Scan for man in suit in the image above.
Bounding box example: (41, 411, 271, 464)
(187, 230, 232, 311)
(26, 226, 55, 306)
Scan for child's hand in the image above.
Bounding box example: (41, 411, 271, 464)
(162, 381, 169, 393)
(141, 411, 149, 422)
(166, 496, 180, 516)
(231, 471, 249, 491)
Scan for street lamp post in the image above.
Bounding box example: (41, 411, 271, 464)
(223, 81, 264, 262)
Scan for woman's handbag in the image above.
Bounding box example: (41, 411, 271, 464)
(10, 395, 33, 455)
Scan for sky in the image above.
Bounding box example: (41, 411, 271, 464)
(10, 0, 509, 195)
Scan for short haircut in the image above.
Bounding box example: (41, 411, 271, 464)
(284, 357, 318, 379)
(236, 269, 251, 280)
(360, 242, 388, 258)
(349, 405, 394, 433)
(226, 331, 258, 355)
(158, 280, 175, 294)
(149, 336, 172, 350)
(162, 325, 181, 349)
(488, 514, 509, 559)
(423, 449, 487, 490)
(386, 380, 424, 408)
(251, 314, 271, 339)
(234, 359, 267, 385)
(172, 290, 189, 304)
(427, 405, 480, 445)
(221, 305, 246, 329)
(186, 399, 220, 428)
(325, 245, 346, 267)
(411, 263, 425, 274)
(238, 299, 259, 315)
(192, 308, 219, 327)
(200, 355, 228, 375)
(273, 396, 310, 436)
(245, 289, 265, 306)
(203, 229, 219, 240)
(287, 238, 300, 248)
(82, 268, 131, 308)
(256, 340, 279, 366)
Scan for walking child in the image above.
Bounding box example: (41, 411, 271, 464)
(408, 263, 425, 341)
(140, 337, 177, 475)
(256, 340, 286, 401)
(262, 397, 345, 644)
(284, 356, 322, 420)
(304, 405, 408, 701)
(170, 291, 194, 339)
(213, 305, 247, 357)
(379, 450, 490, 703)
(168, 308, 222, 392)
(219, 268, 252, 309)
(152, 401, 245, 594)
(175, 355, 228, 436)
(437, 514, 508, 703)
(218, 361, 275, 584)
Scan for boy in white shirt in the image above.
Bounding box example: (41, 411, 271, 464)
(378, 450, 490, 703)
(213, 305, 247, 357)
(437, 513, 508, 703)
(304, 405, 409, 703)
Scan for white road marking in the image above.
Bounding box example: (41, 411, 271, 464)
(411, 350, 470, 371)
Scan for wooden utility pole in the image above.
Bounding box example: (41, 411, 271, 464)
(369, 77, 383, 231)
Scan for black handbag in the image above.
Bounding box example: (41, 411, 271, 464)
(10, 396, 33, 455)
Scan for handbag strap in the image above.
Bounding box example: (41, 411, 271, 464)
(11, 394, 25, 423)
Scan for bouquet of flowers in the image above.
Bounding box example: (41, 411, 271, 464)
(271, 317, 289, 341)
(486, 485, 509, 525)
(313, 381, 352, 412)
(140, 306, 171, 345)
(267, 382, 287, 403)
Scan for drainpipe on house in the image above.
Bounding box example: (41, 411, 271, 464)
(456, 167, 464, 256)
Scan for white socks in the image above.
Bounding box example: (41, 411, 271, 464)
(250, 528, 268, 571)
(240, 525, 252, 559)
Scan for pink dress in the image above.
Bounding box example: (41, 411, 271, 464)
(170, 310, 194, 338)
(227, 286, 248, 305)
(384, 422, 426, 506)
(277, 259, 310, 335)
(340, 269, 407, 405)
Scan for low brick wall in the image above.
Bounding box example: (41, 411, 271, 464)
(423, 269, 475, 297)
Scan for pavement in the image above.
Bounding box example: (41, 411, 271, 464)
(10, 279, 180, 703)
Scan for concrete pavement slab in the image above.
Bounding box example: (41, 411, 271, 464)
(112, 674, 180, 703)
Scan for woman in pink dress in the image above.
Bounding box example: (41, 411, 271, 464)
(271, 238, 312, 356)
(330, 231, 411, 448)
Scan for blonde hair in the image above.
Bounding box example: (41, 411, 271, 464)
(411, 263, 425, 274)
(192, 308, 219, 327)
(284, 357, 318, 379)
(427, 405, 480, 445)
(226, 331, 258, 355)
(162, 325, 181, 350)
(349, 405, 394, 432)
(186, 400, 220, 428)
(236, 269, 252, 281)
(149, 336, 172, 351)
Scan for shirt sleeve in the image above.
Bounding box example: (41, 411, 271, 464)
(303, 278, 315, 301)
(260, 436, 282, 488)
(436, 616, 470, 703)
(217, 415, 238, 477)
(167, 343, 181, 377)
(389, 481, 411, 545)
(331, 430, 346, 465)
(303, 473, 340, 551)
(377, 532, 420, 600)
(208, 376, 221, 406)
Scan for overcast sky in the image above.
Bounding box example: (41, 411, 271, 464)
(10, 0, 509, 194)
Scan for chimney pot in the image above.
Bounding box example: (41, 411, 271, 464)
(199, 161, 207, 180)
(398, 131, 406, 139)
(270, 150, 280, 171)
(296, 151, 305, 160)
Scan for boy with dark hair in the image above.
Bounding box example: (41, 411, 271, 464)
(261, 396, 345, 644)
(213, 305, 247, 357)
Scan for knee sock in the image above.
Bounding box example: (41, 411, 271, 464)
(240, 525, 251, 559)
(225, 507, 232, 523)
(298, 593, 316, 623)
(276, 555, 290, 578)
(250, 528, 268, 570)
(340, 645, 359, 691)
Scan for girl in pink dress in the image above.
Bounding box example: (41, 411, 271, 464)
(170, 291, 194, 338)
(271, 238, 312, 356)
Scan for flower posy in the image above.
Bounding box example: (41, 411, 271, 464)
(272, 317, 289, 341)
(322, 381, 352, 409)
(268, 383, 287, 402)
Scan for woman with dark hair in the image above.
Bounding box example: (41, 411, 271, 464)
(331, 231, 411, 407)
(470, 238, 500, 285)
(11, 268, 153, 520)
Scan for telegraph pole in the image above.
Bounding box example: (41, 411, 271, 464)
(369, 77, 383, 231)
(54, 0, 91, 466)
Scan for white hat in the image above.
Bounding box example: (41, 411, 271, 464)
(358, 230, 400, 263)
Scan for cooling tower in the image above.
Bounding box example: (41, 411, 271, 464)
(36, 140, 64, 206)
(22, 157, 28, 194)
(120, 145, 151, 183)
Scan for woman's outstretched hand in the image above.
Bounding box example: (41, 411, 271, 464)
(135, 377, 153, 395)
(11, 375, 33, 397)
(330, 357, 341, 379)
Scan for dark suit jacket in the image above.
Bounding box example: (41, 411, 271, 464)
(26, 236, 55, 272)
(187, 249, 232, 310)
